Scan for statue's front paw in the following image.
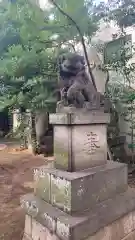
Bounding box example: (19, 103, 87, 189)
(83, 101, 93, 110)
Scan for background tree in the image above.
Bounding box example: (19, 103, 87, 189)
(0, 0, 59, 112)
(47, 0, 98, 46)
(94, 0, 135, 30)
(108, 0, 135, 29)
(0, 0, 100, 150)
(104, 33, 135, 163)
(0, 0, 100, 112)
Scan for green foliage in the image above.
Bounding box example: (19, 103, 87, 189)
(95, 0, 135, 29)
(108, 0, 135, 28)
(0, 0, 99, 112)
(104, 33, 135, 161)
(48, 0, 98, 44)
(104, 34, 132, 65)
(0, 0, 100, 149)
(0, 0, 58, 111)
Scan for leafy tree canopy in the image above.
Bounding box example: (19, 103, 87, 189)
(47, 0, 99, 43)
(94, 0, 135, 29)
(0, 0, 58, 111)
(0, 0, 99, 112)
(108, 0, 135, 28)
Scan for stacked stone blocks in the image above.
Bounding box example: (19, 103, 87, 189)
(21, 111, 135, 240)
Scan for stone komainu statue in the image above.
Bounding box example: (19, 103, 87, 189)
(58, 52, 101, 109)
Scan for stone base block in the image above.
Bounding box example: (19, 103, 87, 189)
(34, 161, 127, 214)
(87, 211, 135, 240)
(21, 188, 135, 240)
(22, 209, 135, 240)
(23, 215, 59, 240)
(123, 231, 135, 240)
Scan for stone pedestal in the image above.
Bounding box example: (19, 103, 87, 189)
(21, 110, 135, 240)
(50, 112, 110, 171)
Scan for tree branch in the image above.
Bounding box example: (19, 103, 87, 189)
(49, 0, 97, 91)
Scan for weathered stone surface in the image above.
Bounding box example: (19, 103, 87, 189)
(71, 124, 107, 170)
(51, 174, 71, 213)
(122, 231, 135, 240)
(32, 219, 48, 240)
(50, 111, 110, 171)
(22, 212, 135, 240)
(34, 167, 51, 203)
(54, 124, 108, 171)
(21, 193, 65, 233)
(54, 126, 70, 171)
(22, 233, 32, 240)
(32, 218, 60, 240)
(34, 167, 57, 204)
(20, 188, 135, 240)
(34, 161, 127, 214)
(24, 215, 32, 237)
(23, 219, 60, 240)
(49, 112, 110, 125)
(86, 211, 135, 240)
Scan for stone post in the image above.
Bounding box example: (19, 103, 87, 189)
(50, 111, 109, 171)
(21, 110, 135, 240)
(12, 109, 22, 133)
(24, 109, 33, 151)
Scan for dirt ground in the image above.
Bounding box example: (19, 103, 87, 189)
(0, 141, 135, 240)
(0, 141, 53, 240)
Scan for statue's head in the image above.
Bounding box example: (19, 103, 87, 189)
(59, 53, 85, 75)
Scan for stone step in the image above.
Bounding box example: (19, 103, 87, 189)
(23, 211, 135, 240)
(23, 215, 59, 240)
(20, 188, 135, 240)
(34, 161, 127, 214)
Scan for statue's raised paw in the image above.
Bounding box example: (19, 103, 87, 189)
(83, 102, 93, 110)
(56, 101, 65, 112)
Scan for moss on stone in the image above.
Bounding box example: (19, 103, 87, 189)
(34, 173, 50, 202)
(54, 144, 69, 170)
(51, 175, 71, 213)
